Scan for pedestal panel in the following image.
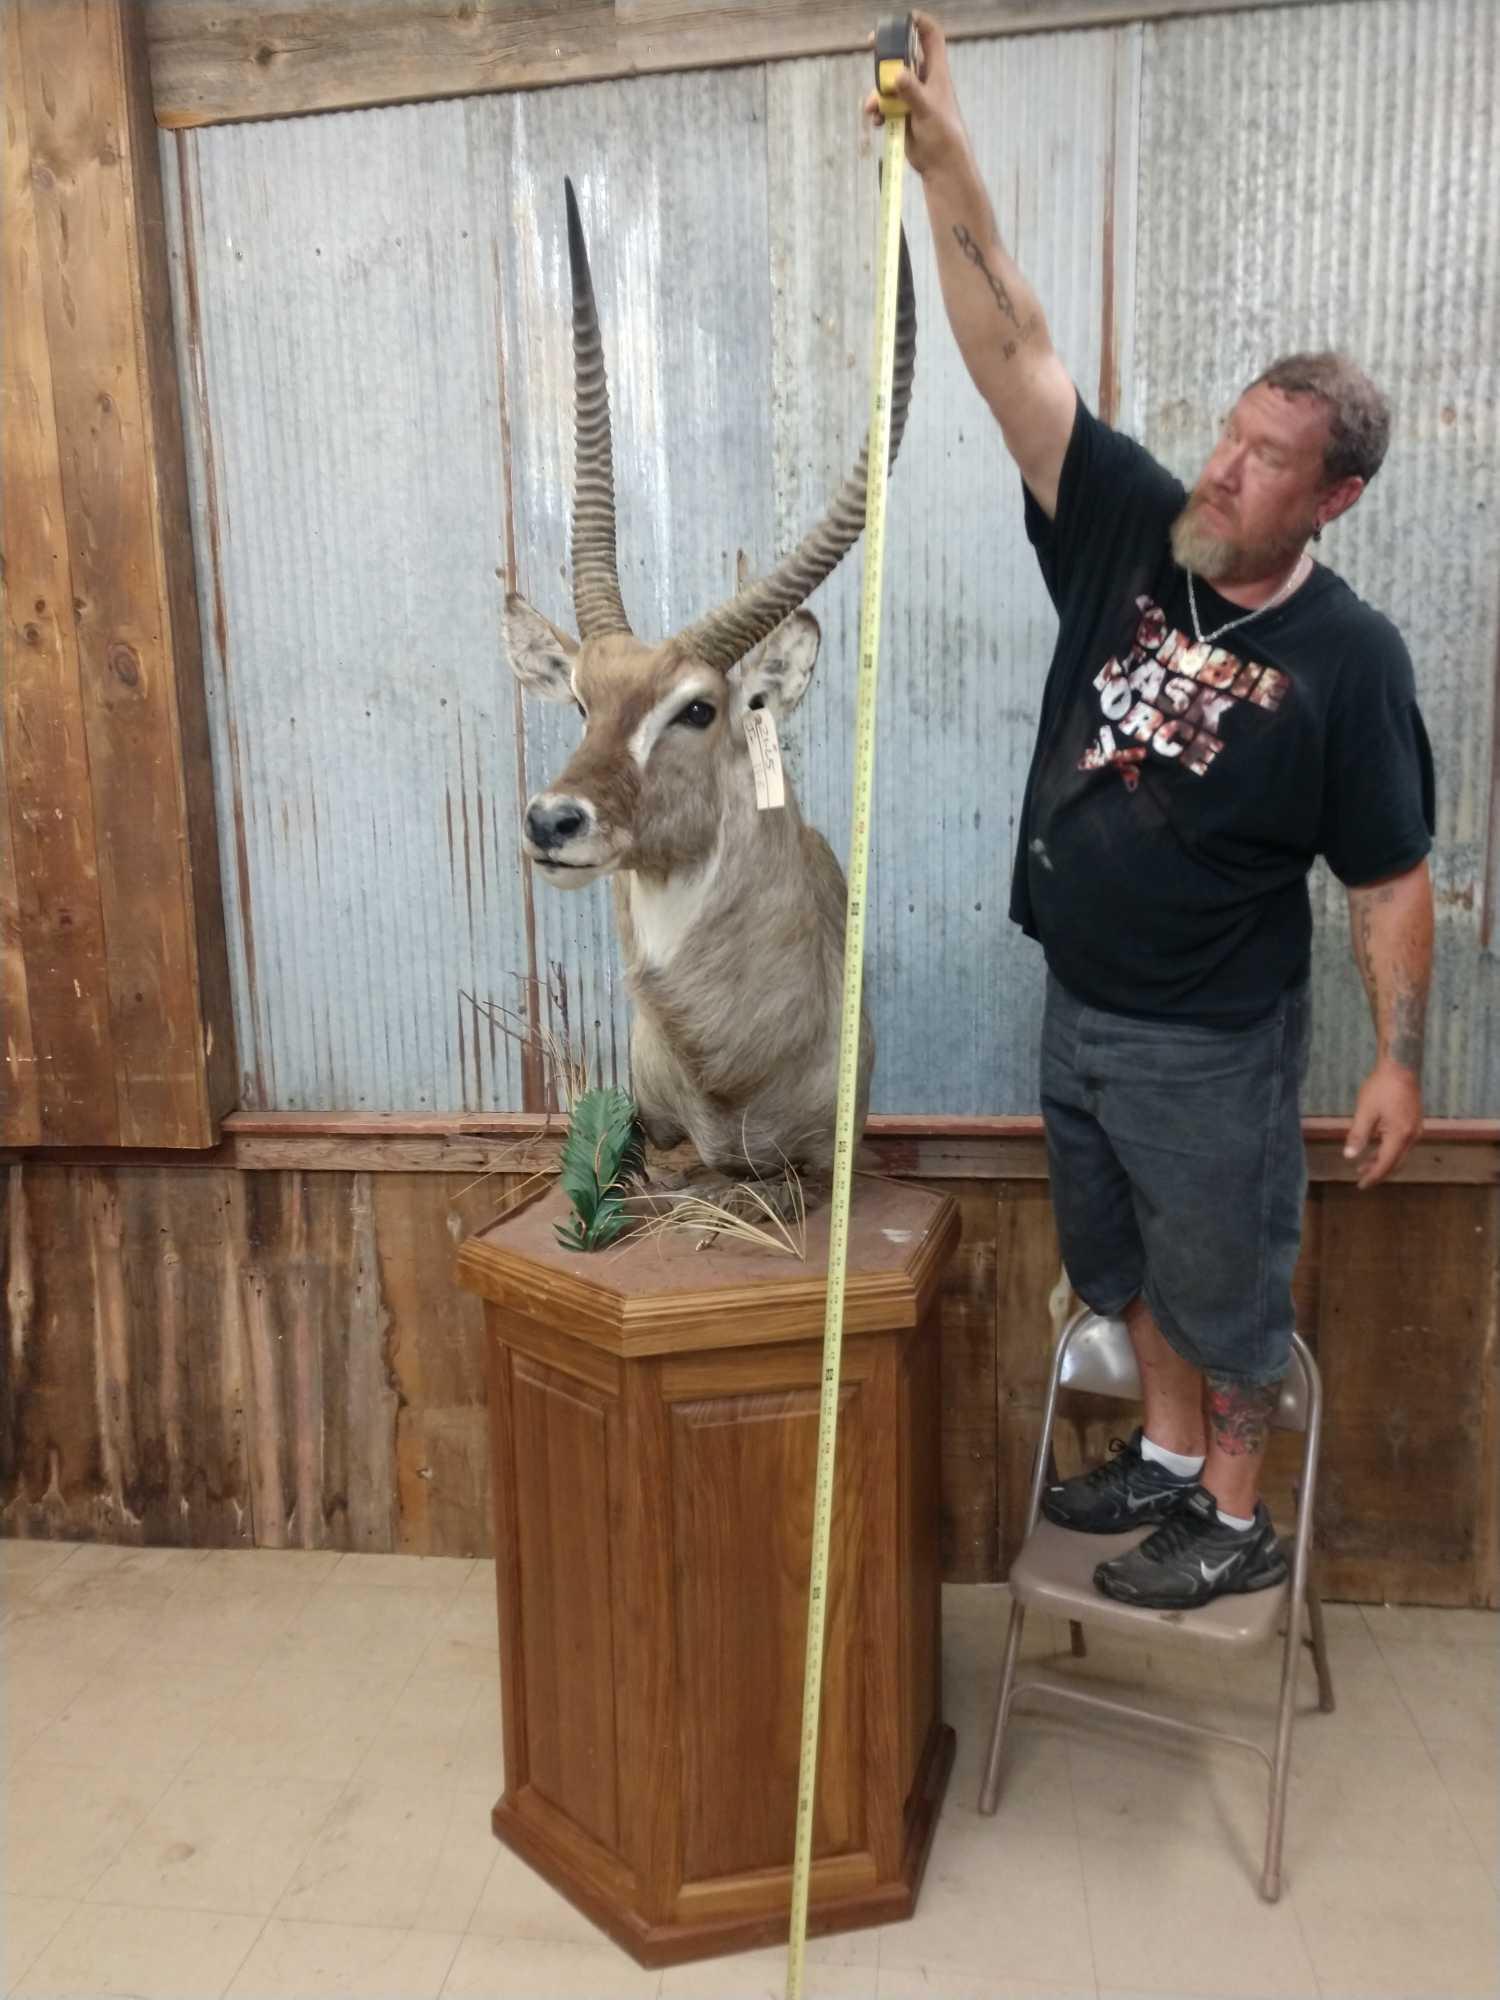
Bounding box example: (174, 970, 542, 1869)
(460, 1180, 959, 1966)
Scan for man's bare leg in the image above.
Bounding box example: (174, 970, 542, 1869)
(1123, 1295, 1207, 1459)
(1201, 1373, 1281, 1519)
(1122, 1299, 1281, 1516)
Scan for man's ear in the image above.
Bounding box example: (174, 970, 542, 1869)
(734, 611, 821, 719)
(504, 591, 579, 703)
(1317, 474, 1365, 533)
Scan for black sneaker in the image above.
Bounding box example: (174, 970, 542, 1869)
(1040, 1428, 1199, 1534)
(1093, 1487, 1289, 1609)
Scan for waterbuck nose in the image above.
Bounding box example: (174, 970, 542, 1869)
(526, 798, 589, 851)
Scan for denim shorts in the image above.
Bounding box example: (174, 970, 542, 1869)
(1040, 973, 1310, 1387)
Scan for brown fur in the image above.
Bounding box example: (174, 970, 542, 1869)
(505, 604, 873, 1173)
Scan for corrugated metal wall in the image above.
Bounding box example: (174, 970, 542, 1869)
(1129, 0, 1499, 1118)
(162, 0, 1498, 1117)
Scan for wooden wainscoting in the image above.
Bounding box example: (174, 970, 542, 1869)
(1, 1116, 1496, 1605)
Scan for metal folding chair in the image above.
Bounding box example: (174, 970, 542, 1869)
(978, 1309, 1335, 1900)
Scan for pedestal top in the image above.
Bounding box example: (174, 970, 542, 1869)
(457, 1176, 959, 1357)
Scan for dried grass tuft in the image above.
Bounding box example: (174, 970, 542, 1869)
(619, 1165, 808, 1260)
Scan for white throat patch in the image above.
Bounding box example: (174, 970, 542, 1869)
(625, 839, 724, 969)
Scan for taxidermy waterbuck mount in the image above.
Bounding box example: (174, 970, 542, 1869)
(505, 179, 916, 1188)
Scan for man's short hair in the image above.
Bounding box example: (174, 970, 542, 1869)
(1248, 351, 1392, 485)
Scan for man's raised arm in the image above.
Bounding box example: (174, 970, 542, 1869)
(869, 12, 1078, 517)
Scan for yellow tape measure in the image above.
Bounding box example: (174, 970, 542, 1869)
(785, 19, 915, 1999)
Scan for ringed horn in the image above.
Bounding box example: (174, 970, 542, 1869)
(563, 175, 918, 666)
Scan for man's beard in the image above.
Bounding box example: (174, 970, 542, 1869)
(1170, 492, 1308, 586)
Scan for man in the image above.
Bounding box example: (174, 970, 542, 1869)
(869, 15, 1435, 1609)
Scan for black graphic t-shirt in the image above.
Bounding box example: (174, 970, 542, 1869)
(1012, 400, 1435, 1028)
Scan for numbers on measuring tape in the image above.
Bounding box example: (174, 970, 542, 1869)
(785, 76, 909, 2000)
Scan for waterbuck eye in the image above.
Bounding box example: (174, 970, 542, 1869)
(674, 699, 716, 730)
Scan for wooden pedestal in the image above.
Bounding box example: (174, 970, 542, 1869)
(456, 1177, 959, 1968)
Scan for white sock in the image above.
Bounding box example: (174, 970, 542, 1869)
(1139, 1434, 1204, 1479)
(1216, 1507, 1256, 1532)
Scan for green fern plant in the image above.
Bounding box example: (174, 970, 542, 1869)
(554, 1087, 647, 1253)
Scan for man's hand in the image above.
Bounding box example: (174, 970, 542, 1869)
(1343, 1058, 1423, 1189)
(1344, 860, 1433, 1189)
(861, 10, 1075, 511)
(863, 12, 972, 183)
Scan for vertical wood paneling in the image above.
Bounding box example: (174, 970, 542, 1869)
(0, 1166, 250, 1542)
(1, 4, 118, 1144)
(622, 1349, 680, 1922)
(0, 1160, 1494, 1605)
(671, 1373, 866, 1877)
(0, 1165, 509, 1552)
(0, 691, 40, 1147)
(374, 1172, 490, 1555)
(4, 0, 234, 1148)
(927, 1182, 999, 1581)
(993, 1180, 1066, 1574)
(487, 1301, 527, 1794)
(21, 1, 203, 1141)
(899, 1305, 943, 1810)
(511, 1352, 621, 1848)
(1316, 1181, 1499, 1606)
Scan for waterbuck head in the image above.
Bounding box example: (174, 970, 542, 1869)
(506, 179, 916, 889)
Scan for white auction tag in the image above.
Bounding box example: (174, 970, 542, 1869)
(743, 705, 786, 811)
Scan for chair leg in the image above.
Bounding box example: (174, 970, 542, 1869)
(1261, 1583, 1306, 1902)
(1304, 1580, 1336, 1714)
(1041, 1441, 1088, 1661)
(978, 1596, 1028, 1816)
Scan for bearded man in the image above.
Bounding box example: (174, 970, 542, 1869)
(872, 15, 1435, 1608)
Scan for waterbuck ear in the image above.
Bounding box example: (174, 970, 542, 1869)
(504, 591, 579, 703)
(735, 611, 820, 719)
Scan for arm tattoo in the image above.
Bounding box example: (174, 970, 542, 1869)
(1389, 979, 1427, 1072)
(1351, 880, 1394, 992)
(1348, 879, 1428, 1074)
(1205, 1374, 1280, 1458)
(952, 223, 1021, 329)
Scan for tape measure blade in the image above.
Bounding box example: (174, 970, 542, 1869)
(785, 112, 906, 2000)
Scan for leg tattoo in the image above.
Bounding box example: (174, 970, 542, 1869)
(1204, 1373, 1280, 1457)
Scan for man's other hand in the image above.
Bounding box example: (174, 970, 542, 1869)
(1343, 1060, 1423, 1189)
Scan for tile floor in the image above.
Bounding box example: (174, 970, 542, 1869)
(2, 1540, 1495, 2000)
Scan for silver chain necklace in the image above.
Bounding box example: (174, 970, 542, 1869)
(1186, 556, 1307, 646)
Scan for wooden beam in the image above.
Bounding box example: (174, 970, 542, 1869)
(4, 1112, 1496, 1185)
(0, 714, 38, 1145)
(3, 0, 236, 1147)
(2, 2, 119, 1143)
(144, 0, 1324, 131)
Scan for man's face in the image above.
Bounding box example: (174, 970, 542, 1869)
(1171, 385, 1340, 585)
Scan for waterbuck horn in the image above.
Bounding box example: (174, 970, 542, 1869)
(678, 230, 917, 673)
(565, 179, 631, 639)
